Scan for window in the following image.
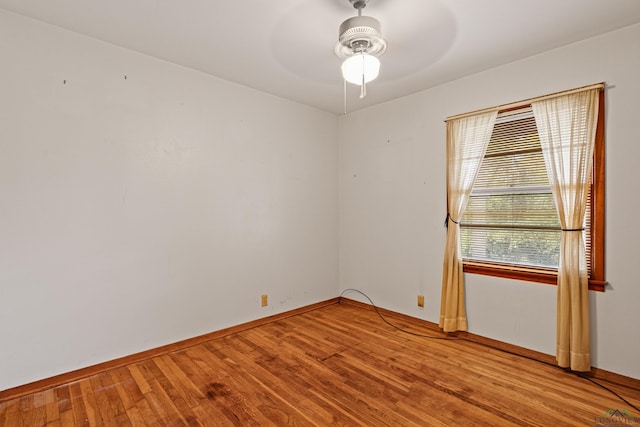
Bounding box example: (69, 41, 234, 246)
(460, 91, 606, 291)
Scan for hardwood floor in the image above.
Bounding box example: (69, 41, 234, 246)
(1, 301, 639, 426)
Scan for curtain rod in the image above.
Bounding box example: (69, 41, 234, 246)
(444, 82, 605, 122)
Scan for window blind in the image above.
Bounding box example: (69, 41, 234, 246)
(461, 107, 562, 269)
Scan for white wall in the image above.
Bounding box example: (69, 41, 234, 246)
(339, 23, 640, 379)
(0, 11, 339, 391)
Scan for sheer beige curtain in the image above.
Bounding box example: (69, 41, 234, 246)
(440, 111, 497, 332)
(532, 88, 600, 372)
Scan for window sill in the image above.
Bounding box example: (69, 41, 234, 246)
(463, 261, 606, 292)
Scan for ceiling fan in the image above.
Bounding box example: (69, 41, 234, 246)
(334, 0, 388, 100)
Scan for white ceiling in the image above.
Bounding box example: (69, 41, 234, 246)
(2, 0, 640, 114)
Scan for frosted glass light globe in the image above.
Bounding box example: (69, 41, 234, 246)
(341, 53, 380, 85)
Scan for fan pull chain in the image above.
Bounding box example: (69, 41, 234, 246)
(343, 78, 348, 114)
(360, 53, 367, 98)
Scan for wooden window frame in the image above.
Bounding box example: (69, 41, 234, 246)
(462, 90, 606, 292)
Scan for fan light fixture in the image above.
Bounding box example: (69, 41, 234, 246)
(334, 0, 387, 100)
(341, 53, 380, 85)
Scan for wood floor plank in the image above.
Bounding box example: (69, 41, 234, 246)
(126, 364, 152, 396)
(120, 406, 146, 427)
(0, 398, 19, 427)
(43, 388, 59, 424)
(2, 303, 639, 426)
(138, 360, 193, 426)
(77, 380, 100, 426)
(146, 358, 202, 426)
(95, 372, 131, 426)
(107, 369, 138, 412)
(128, 397, 158, 427)
(53, 385, 74, 427)
(67, 382, 89, 426)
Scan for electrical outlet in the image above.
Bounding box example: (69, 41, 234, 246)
(261, 294, 268, 307)
(417, 295, 425, 308)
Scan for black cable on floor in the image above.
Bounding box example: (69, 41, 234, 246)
(337, 288, 640, 413)
(578, 373, 640, 413)
(338, 288, 460, 340)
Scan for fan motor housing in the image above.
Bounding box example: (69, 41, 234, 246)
(335, 15, 387, 59)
